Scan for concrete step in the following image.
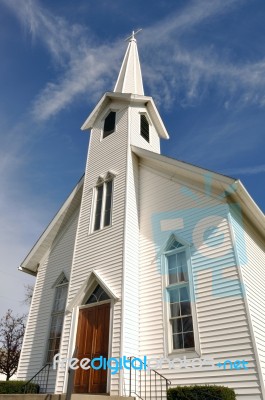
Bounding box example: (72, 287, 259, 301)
(0, 396, 65, 400)
(72, 395, 135, 400)
(0, 396, 135, 400)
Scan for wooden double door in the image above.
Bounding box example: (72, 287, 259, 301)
(74, 303, 110, 394)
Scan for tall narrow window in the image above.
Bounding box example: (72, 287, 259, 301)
(94, 184, 104, 231)
(103, 111, 116, 139)
(140, 114, 149, 142)
(104, 180, 113, 227)
(165, 240, 195, 351)
(92, 174, 114, 232)
(47, 275, 68, 363)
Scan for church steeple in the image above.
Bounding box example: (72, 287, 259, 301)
(114, 31, 144, 95)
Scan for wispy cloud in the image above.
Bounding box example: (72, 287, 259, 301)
(145, 44, 265, 109)
(142, 0, 243, 43)
(3, 0, 261, 121)
(1, 0, 125, 120)
(222, 164, 265, 175)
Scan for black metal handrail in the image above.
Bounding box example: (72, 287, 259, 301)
(129, 356, 171, 400)
(23, 363, 50, 393)
(65, 346, 78, 400)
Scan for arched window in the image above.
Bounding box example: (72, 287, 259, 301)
(164, 236, 195, 352)
(46, 273, 68, 363)
(92, 172, 115, 232)
(85, 284, 110, 304)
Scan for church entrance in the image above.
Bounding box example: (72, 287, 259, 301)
(73, 285, 111, 394)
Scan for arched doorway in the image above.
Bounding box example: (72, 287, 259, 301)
(74, 284, 111, 394)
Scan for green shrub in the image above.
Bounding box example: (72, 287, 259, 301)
(0, 380, 39, 394)
(167, 385, 236, 400)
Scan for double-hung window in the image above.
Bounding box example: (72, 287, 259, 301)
(93, 175, 114, 232)
(165, 239, 195, 352)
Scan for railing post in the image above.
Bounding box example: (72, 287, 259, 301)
(45, 364, 50, 393)
(134, 360, 136, 395)
(150, 370, 151, 400)
(66, 346, 78, 400)
(129, 357, 132, 396)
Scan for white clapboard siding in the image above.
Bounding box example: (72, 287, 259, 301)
(123, 150, 139, 355)
(130, 104, 161, 154)
(121, 149, 140, 396)
(230, 208, 265, 397)
(55, 101, 129, 395)
(17, 208, 80, 393)
(138, 164, 263, 400)
(121, 103, 164, 395)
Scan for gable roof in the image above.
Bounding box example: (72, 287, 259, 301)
(19, 147, 264, 276)
(19, 176, 84, 275)
(132, 145, 265, 238)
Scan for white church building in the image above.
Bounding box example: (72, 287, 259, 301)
(17, 34, 265, 400)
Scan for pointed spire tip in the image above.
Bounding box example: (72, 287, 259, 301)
(114, 29, 144, 95)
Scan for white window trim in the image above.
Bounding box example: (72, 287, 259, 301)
(45, 276, 69, 364)
(139, 112, 151, 144)
(139, 111, 152, 126)
(162, 243, 201, 357)
(90, 176, 114, 234)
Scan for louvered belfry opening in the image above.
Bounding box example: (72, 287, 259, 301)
(140, 114, 149, 142)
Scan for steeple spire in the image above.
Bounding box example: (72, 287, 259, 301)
(114, 31, 144, 95)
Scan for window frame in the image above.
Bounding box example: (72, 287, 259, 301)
(140, 113, 150, 143)
(162, 239, 200, 356)
(46, 277, 68, 364)
(102, 111, 116, 139)
(90, 176, 114, 233)
(100, 108, 120, 141)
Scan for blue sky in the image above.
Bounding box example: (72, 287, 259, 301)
(0, 0, 264, 317)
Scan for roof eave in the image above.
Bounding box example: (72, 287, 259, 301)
(231, 181, 265, 237)
(131, 145, 265, 238)
(81, 92, 169, 139)
(18, 265, 37, 277)
(131, 145, 235, 186)
(19, 176, 84, 274)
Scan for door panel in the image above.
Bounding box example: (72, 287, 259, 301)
(74, 303, 110, 394)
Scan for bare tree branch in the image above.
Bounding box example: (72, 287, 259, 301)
(0, 309, 26, 380)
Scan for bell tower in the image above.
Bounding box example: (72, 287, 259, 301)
(66, 34, 169, 396)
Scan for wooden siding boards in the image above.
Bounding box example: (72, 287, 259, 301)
(121, 146, 140, 396)
(138, 163, 263, 400)
(17, 208, 80, 393)
(130, 105, 161, 154)
(230, 207, 265, 398)
(55, 101, 129, 395)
